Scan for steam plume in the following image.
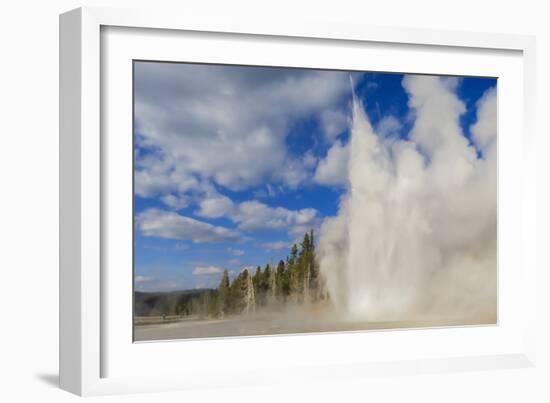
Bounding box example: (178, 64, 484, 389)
(318, 75, 497, 323)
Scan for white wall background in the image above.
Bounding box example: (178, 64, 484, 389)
(0, 0, 548, 401)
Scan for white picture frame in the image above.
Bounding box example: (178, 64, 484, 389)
(59, 6, 537, 396)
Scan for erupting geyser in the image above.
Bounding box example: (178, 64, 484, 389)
(318, 75, 497, 323)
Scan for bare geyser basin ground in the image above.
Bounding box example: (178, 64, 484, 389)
(134, 306, 495, 341)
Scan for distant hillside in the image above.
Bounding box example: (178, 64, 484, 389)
(135, 289, 212, 316)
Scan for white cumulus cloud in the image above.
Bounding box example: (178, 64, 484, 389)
(196, 195, 234, 218)
(137, 208, 242, 243)
(313, 140, 350, 187)
(160, 193, 190, 210)
(193, 266, 223, 275)
(319, 109, 348, 142)
(261, 241, 289, 251)
(135, 275, 152, 283)
(230, 200, 317, 232)
(227, 247, 245, 256)
(134, 62, 350, 198)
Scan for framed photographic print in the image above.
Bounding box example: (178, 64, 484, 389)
(60, 7, 537, 396)
(132, 61, 498, 342)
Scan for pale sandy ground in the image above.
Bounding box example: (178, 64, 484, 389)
(134, 309, 494, 341)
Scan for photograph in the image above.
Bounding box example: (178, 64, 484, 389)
(132, 61, 497, 341)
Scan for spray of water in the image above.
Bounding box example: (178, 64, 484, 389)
(318, 75, 497, 323)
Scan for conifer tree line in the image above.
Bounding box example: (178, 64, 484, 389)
(175, 230, 327, 318)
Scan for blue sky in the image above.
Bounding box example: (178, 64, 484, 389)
(133, 61, 496, 292)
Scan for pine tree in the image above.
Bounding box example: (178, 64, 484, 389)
(300, 232, 311, 303)
(289, 244, 298, 265)
(207, 290, 219, 317)
(245, 271, 256, 315)
(181, 230, 325, 319)
(217, 269, 230, 317)
(283, 257, 292, 297)
(308, 229, 321, 301)
(260, 264, 272, 306)
(252, 266, 261, 297)
(228, 271, 244, 313)
(275, 260, 285, 301)
(288, 243, 301, 300)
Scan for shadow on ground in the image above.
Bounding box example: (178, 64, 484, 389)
(35, 373, 58, 388)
